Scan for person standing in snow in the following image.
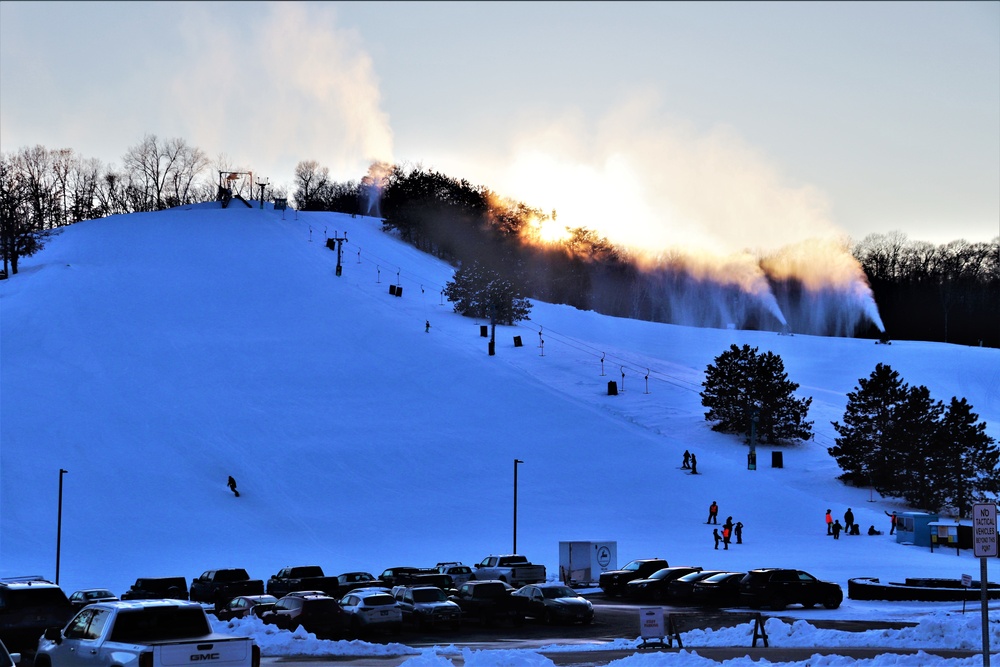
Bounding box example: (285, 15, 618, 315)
(735, 521, 743, 544)
(690, 453, 698, 474)
(425, 320, 431, 333)
(682, 450, 691, 469)
(707, 501, 719, 524)
(825, 509, 833, 535)
(844, 508, 855, 535)
(722, 525, 731, 550)
(713, 528, 721, 550)
(227, 476, 239, 497)
(832, 519, 842, 539)
(884, 510, 897, 535)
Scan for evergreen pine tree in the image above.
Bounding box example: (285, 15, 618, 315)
(933, 397, 1000, 517)
(830, 363, 908, 489)
(701, 344, 813, 444)
(891, 385, 944, 509)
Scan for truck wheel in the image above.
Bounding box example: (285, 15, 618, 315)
(823, 594, 842, 610)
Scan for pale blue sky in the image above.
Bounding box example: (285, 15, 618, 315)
(2, 1, 997, 250)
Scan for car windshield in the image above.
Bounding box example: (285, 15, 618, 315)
(677, 571, 715, 583)
(541, 587, 578, 599)
(702, 573, 735, 583)
(412, 589, 446, 603)
(623, 561, 643, 572)
(86, 590, 114, 600)
(648, 569, 673, 580)
(362, 594, 394, 606)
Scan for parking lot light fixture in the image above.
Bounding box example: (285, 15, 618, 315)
(56, 468, 67, 584)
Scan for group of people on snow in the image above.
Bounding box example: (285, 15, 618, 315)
(825, 507, 897, 539)
(707, 502, 742, 550)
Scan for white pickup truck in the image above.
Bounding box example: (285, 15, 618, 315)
(473, 555, 546, 587)
(34, 600, 258, 667)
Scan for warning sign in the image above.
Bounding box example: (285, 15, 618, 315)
(972, 503, 997, 558)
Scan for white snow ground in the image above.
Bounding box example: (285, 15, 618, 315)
(2, 202, 998, 665)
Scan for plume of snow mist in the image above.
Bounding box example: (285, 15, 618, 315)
(760, 238, 886, 335)
(169, 4, 394, 185)
(360, 161, 391, 217)
(637, 249, 788, 330)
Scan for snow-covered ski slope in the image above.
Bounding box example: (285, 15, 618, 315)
(2, 202, 998, 605)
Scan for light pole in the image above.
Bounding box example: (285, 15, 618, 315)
(56, 468, 67, 584)
(513, 459, 524, 553)
(748, 409, 759, 470)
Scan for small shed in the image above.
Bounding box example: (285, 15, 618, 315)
(558, 541, 617, 586)
(895, 512, 939, 547)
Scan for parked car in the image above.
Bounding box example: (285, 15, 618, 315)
(1, 638, 20, 667)
(378, 568, 422, 588)
(339, 590, 402, 635)
(214, 595, 279, 621)
(335, 572, 384, 596)
(666, 570, 728, 605)
(0, 579, 73, 654)
(68, 589, 119, 610)
(120, 577, 189, 601)
(625, 567, 702, 601)
(189, 569, 264, 605)
(436, 563, 473, 588)
(449, 580, 521, 626)
(260, 594, 347, 638)
(739, 568, 843, 610)
(510, 583, 593, 625)
(599, 559, 669, 597)
(690, 572, 746, 607)
(391, 586, 462, 630)
(266, 566, 339, 599)
(35, 600, 258, 667)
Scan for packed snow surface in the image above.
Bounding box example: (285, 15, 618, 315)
(2, 203, 998, 666)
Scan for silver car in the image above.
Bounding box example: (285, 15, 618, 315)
(339, 590, 401, 635)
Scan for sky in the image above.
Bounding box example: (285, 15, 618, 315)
(1, 1, 998, 252)
(1, 202, 998, 665)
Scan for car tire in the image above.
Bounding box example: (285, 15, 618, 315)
(34, 655, 52, 667)
(801, 601, 816, 608)
(823, 595, 842, 610)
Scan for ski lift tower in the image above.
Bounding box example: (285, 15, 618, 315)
(217, 171, 253, 208)
(255, 176, 269, 209)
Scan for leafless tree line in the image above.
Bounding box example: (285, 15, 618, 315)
(0, 135, 250, 274)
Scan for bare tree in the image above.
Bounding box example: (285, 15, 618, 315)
(292, 160, 330, 210)
(0, 152, 49, 275)
(122, 134, 209, 210)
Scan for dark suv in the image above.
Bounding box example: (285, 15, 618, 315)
(599, 559, 668, 597)
(120, 577, 189, 601)
(0, 579, 73, 654)
(739, 568, 843, 610)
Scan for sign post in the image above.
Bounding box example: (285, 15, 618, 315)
(972, 503, 997, 667)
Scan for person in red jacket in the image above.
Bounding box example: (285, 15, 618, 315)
(707, 501, 719, 524)
(825, 509, 833, 535)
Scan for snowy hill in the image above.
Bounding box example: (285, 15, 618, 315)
(2, 202, 998, 608)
